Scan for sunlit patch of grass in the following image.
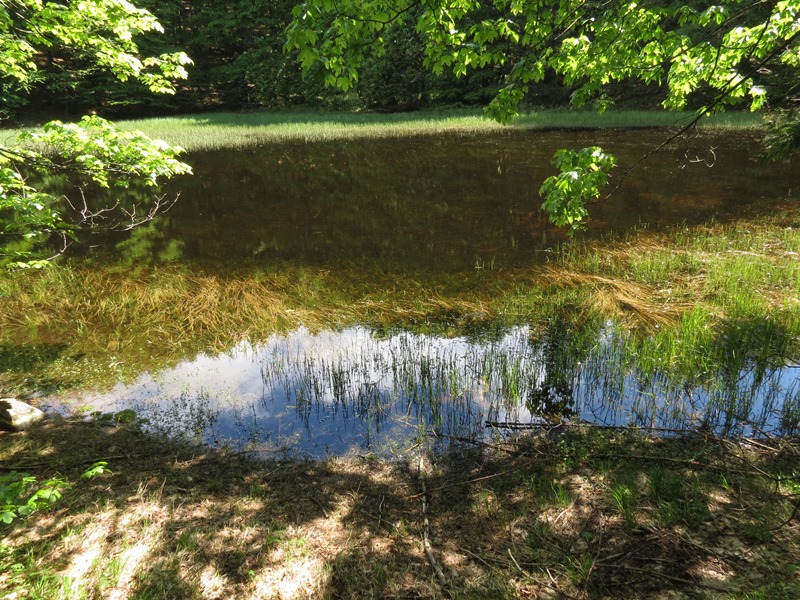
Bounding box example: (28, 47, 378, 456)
(4, 108, 763, 152)
(121, 109, 764, 152)
(546, 212, 800, 382)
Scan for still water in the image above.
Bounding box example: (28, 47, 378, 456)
(72, 324, 800, 458)
(53, 128, 800, 457)
(78, 127, 794, 271)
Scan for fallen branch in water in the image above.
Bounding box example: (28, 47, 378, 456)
(485, 421, 707, 435)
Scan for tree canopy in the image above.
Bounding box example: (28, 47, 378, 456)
(0, 0, 192, 267)
(286, 0, 800, 230)
(2, 1, 797, 252)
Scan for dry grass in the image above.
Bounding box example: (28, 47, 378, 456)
(0, 264, 521, 394)
(539, 266, 690, 330)
(0, 267, 497, 345)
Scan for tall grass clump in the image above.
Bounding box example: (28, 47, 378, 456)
(541, 211, 800, 406)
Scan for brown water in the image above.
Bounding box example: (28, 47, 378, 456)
(77, 128, 797, 271)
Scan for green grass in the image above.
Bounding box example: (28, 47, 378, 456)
(1, 107, 766, 152)
(553, 215, 800, 378)
(121, 108, 766, 151)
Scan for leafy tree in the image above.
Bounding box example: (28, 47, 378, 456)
(141, 0, 351, 111)
(4, 0, 518, 118)
(286, 0, 800, 231)
(0, 0, 193, 267)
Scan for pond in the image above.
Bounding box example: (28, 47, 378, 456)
(30, 128, 800, 457)
(75, 127, 792, 271)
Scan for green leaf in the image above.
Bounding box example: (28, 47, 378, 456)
(81, 462, 110, 479)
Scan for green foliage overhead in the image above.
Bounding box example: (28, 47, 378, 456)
(287, 0, 800, 118)
(1, 0, 191, 95)
(539, 146, 615, 233)
(286, 0, 800, 229)
(0, 0, 193, 267)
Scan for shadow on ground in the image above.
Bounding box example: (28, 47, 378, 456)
(1, 416, 799, 599)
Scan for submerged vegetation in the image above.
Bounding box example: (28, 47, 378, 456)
(2, 206, 798, 408)
(3, 0, 800, 594)
(3, 119, 797, 595)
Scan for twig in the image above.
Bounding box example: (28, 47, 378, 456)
(771, 498, 800, 531)
(543, 581, 581, 600)
(486, 421, 704, 435)
(587, 453, 757, 476)
(1, 454, 130, 472)
(459, 546, 502, 571)
(305, 496, 329, 518)
(553, 499, 576, 526)
(507, 548, 524, 574)
(740, 437, 781, 453)
(408, 469, 514, 500)
(428, 432, 527, 455)
(719, 438, 798, 483)
(355, 507, 403, 537)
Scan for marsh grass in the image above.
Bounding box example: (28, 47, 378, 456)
(2, 208, 800, 401)
(553, 213, 800, 367)
(2, 199, 800, 597)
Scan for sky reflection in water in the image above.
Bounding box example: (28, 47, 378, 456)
(76, 325, 800, 458)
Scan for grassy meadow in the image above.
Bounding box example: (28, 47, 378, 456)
(2, 110, 799, 599)
(1, 107, 765, 152)
(117, 108, 765, 151)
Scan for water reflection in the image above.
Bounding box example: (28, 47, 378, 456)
(76, 324, 800, 458)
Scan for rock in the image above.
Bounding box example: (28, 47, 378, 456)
(0, 398, 46, 432)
